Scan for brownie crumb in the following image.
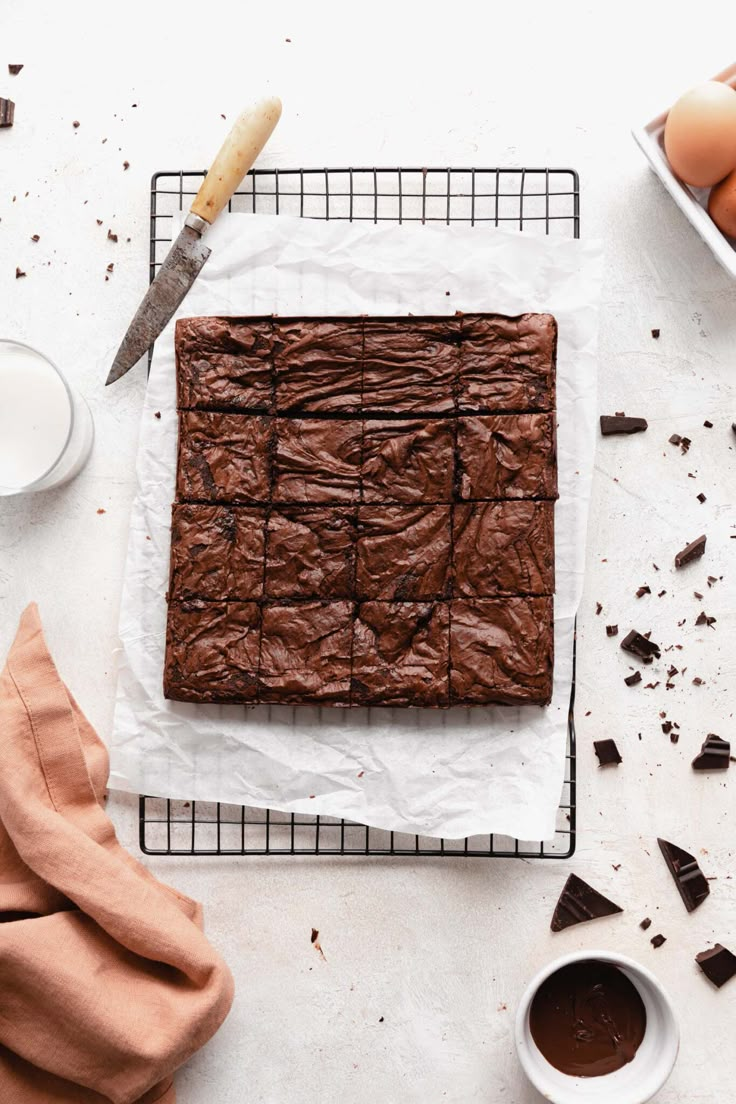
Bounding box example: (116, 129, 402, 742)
(651, 329, 660, 339)
(636, 585, 650, 599)
(154, 411, 161, 419)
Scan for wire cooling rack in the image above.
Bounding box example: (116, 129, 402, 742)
(139, 166, 579, 859)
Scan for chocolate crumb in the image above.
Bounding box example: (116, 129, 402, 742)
(107, 229, 118, 242)
(595, 602, 602, 615)
(123, 160, 130, 170)
(640, 917, 652, 930)
(662, 721, 673, 734)
(636, 585, 651, 599)
(692, 677, 704, 686)
(651, 329, 660, 339)
(651, 934, 666, 949)
(96, 219, 103, 226)
(697, 492, 706, 503)
(154, 411, 161, 419)
(15, 267, 25, 279)
(657, 589, 666, 597)
(680, 437, 691, 453)
(670, 732, 680, 744)
(621, 629, 660, 663)
(96, 508, 106, 515)
(106, 263, 114, 273)
(644, 682, 660, 690)
(692, 734, 730, 772)
(606, 624, 618, 637)
(703, 420, 713, 428)
(72, 120, 80, 128)
(707, 575, 718, 587)
(675, 534, 706, 569)
(30, 234, 39, 242)
(8, 64, 23, 75)
(378, 1015, 384, 1022)
(694, 590, 703, 599)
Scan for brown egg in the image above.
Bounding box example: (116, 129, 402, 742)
(708, 170, 736, 238)
(664, 81, 736, 187)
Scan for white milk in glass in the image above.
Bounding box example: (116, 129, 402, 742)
(0, 341, 93, 494)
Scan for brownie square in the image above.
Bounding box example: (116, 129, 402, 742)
(273, 320, 363, 412)
(456, 414, 557, 499)
(362, 320, 459, 412)
(273, 418, 362, 503)
(458, 313, 556, 412)
(176, 317, 273, 411)
(352, 601, 450, 706)
(362, 418, 454, 503)
(356, 506, 451, 599)
(169, 504, 265, 601)
(450, 597, 554, 705)
(258, 601, 353, 703)
(453, 501, 554, 596)
(176, 411, 272, 503)
(265, 508, 356, 598)
(164, 600, 261, 703)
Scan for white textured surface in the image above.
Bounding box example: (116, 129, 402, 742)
(0, 3, 734, 1102)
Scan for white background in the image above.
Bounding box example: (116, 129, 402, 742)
(1, 3, 735, 1101)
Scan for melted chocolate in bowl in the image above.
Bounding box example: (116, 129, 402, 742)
(529, 960, 647, 1078)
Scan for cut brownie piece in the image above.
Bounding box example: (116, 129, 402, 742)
(164, 600, 261, 703)
(456, 414, 557, 499)
(458, 313, 556, 412)
(362, 418, 454, 503)
(273, 418, 362, 503)
(176, 411, 272, 503)
(453, 501, 554, 596)
(352, 601, 450, 706)
(356, 506, 452, 600)
(450, 597, 554, 705)
(362, 319, 460, 413)
(176, 317, 273, 410)
(273, 319, 363, 412)
(258, 601, 353, 703)
(169, 504, 265, 601)
(265, 508, 356, 598)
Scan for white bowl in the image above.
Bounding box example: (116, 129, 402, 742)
(632, 62, 736, 278)
(515, 950, 679, 1104)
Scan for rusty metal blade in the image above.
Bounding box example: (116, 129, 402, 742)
(105, 224, 211, 385)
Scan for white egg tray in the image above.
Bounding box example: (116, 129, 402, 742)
(632, 61, 736, 278)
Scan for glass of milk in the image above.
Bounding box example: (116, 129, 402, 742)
(0, 339, 94, 496)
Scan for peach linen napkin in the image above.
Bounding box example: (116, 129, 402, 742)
(0, 604, 234, 1104)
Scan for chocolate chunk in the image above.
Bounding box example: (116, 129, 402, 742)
(694, 590, 703, 599)
(621, 629, 660, 663)
(636, 585, 650, 598)
(600, 415, 648, 436)
(650, 934, 666, 949)
(670, 732, 680, 744)
(107, 229, 118, 242)
(651, 329, 660, 339)
(695, 611, 716, 627)
(680, 436, 691, 453)
(606, 624, 618, 637)
(596, 602, 603, 615)
(0, 98, 15, 128)
(695, 944, 736, 988)
(8, 64, 23, 75)
(703, 420, 713, 428)
(657, 837, 710, 912)
(669, 433, 682, 446)
(662, 721, 672, 734)
(692, 677, 704, 686)
(594, 739, 622, 766)
(30, 233, 39, 242)
(697, 493, 706, 503)
(550, 873, 623, 932)
(15, 267, 25, 279)
(692, 734, 730, 771)
(675, 534, 706, 568)
(624, 671, 642, 686)
(640, 917, 652, 930)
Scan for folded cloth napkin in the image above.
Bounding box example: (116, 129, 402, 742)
(0, 604, 234, 1104)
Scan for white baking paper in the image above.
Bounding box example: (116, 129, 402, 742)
(109, 213, 602, 841)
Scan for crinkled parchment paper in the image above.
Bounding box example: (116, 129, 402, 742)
(109, 213, 602, 840)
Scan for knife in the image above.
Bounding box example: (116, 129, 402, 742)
(105, 96, 282, 385)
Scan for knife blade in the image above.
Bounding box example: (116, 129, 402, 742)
(106, 96, 282, 386)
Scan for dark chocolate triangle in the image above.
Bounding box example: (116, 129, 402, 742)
(657, 838, 710, 913)
(696, 944, 736, 988)
(550, 873, 624, 932)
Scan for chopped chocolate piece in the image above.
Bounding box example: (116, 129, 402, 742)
(692, 734, 730, 772)
(669, 434, 681, 446)
(456, 413, 558, 499)
(695, 611, 715, 627)
(640, 917, 652, 930)
(72, 119, 80, 128)
(625, 671, 642, 686)
(0, 98, 15, 127)
(596, 602, 603, 615)
(703, 420, 713, 428)
(675, 534, 706, 568)
(458, 313, 556, 412)
(657, 837, 710, 912)
(650, 934, 666, 949)
(259, 601, 353, 704)
(123, 160, 130, 170)
(707, 575, 718, 587)
(265, 508, 355, 598)
(694, 590, 703, 599)
(352, 601, 449, 706)
(599, 415, 648, 436)
(621, 629, 661, 663)
(667, 666, 678, 678)
(636, 585, 650, 598)
(657, 589, 667, 597)
(697, 493, 706, 503)
(356, 506, 451, 600)
(670, 732, 680, 744)
(15, 268, 25, 279)
(550, 873, 623, 932)
(594, 739, 622, 767)
(651, 328, 660, 339)
(362, 418, 454, 503)
(450, 597, 553, 705)
(680, 436, 691, 452)
(695, 944, 736, 988)
(274, 418, 362, 503)
(606, 624, 618, 637)
(106, 263, 114, 274)
(453, 501, 554, 596)
(8, 64, 23, 75)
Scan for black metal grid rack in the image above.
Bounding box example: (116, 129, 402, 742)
(140, 166, 579, 859)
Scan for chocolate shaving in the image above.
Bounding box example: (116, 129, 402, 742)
(692, 734, 730, 772)
(594, 739, 622, 767)
(600, 415, 648, 436)
(621, 629, 660, 663)
(670, 732, 680, 744)
(624, 671, 642, 687)
(606, 624, 618, 637)
(550, 873, 623, 932)
(657, 838, 710, 913)
(695, 944, 736, 988)
(0, 98, 15, 128)
(675, 534, 706, 568)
